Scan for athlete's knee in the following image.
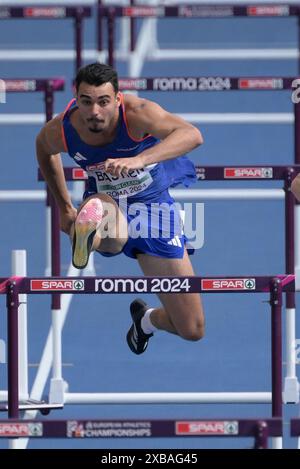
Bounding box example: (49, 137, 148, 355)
(80, 194, 116, 217)
(178, 319, 205, 341)
(180, 326, 205, 342)
(78, 196, 105, 219)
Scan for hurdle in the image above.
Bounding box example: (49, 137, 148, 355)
(0, 4, 91, 73)
(0, 273, 292, 447)
(96, 3, 300, 73)
(0, 78, 65, 413)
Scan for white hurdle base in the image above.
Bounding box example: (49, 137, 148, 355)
(49, 379, 69, 404)
(283, 378, 299, 404)
(64, 391, 271, 405)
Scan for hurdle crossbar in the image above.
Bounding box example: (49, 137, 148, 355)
(0, 274, 290, 420)
(0, 417, 282, 448)
(59, 164, 300, 181)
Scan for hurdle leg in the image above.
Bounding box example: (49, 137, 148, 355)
(48, 190, 65, 404)
(8, 251, 28, 449)
(284, 307, 299, 403)
(11, 250, 28, 402)
(270, 278, 283, 449)
(283, 170, 299, 403)
(6, 281, 19, 418)
(49, 307, 65, 404)
(254, 421, 269, 449)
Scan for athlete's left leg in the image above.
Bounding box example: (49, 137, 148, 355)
(126, 249, 204, 355)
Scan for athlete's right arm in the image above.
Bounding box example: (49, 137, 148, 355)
(36, 115, 77, 234)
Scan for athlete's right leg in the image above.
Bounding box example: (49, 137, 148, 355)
(137, 249, 204, 340)
(71, 193, 128, 269)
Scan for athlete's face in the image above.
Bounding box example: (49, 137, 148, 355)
(76, 82, 121, 134)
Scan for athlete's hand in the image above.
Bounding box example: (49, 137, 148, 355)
(60, 206, 77, 235)
(104, 156, 145, 177)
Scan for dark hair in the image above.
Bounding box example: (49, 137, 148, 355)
(75, 63, 119, 93)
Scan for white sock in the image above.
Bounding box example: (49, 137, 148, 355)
(141, 308, 157, 334)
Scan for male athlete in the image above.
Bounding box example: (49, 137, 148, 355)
(36, 63, 205, 355)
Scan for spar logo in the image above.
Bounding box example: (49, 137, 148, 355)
(123, 6, 164, 17)
(238, 78, 283, 90)
(31, 280, 85, 291)
(24, 7, 66, 18)
(119, 78, 147, 91)
(176, 421, 238, 435)
(3, 80, 36, 92)
(201, 278, 256, 291)
(0, 422, 43, 437)
(247, 6, 289, 17)
(72, 168, 87, 180)
(224, 167, 273, 179)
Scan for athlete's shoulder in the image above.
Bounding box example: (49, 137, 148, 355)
(122, 94, 164, 133)
(36, 113, 66, 154)
(123, 93, 153, 115)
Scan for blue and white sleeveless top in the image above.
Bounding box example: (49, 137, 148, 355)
(61, 94, 196, 203)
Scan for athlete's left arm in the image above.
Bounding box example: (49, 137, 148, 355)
(104, 98, 203, 176)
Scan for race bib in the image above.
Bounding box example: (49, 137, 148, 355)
(86, 162, 155, 199)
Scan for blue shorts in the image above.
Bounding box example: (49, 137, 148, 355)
(99, 191, 185, 259)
